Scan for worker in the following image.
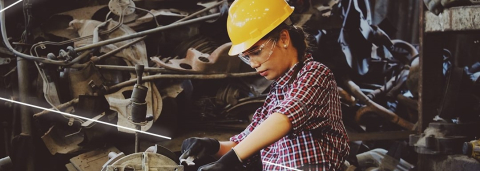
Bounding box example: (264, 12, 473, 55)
(179, 0, 350, 170)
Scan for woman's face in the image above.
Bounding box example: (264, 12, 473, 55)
(239, 37, 298, 80)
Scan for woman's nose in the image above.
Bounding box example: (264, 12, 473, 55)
(250, 60, 260, 69)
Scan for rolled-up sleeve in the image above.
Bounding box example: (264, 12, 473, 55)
(230, 107, 264, 143)
(271, 65, 333, 134)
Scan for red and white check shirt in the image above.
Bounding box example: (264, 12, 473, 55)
(231, 55, 350, 170)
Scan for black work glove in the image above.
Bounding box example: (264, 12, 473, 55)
(198, 149, 245, 171)
(179, 137, 220, 161)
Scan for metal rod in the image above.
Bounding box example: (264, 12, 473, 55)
(345, 79, 415, 130)
(135, 125, 140, 153)
(75, 13, 221, 52)
(33, 98, 79, 117)
(107, 72, 259, 92)
(93, 36, 146, 62)
(17, 57, 31, 135)
(17, 55, 34, 171)
(174, 0, 225, 23)
(69, 64, 183, 74)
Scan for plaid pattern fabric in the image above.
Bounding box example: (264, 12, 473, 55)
(231, 55, 350, 170)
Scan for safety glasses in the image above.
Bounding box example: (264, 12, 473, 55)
(238, 39, 276, 65)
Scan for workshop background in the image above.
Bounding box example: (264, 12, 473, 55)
(1, 0, 480, 170)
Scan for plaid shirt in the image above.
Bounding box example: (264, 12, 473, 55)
(231, 55, 350, 170)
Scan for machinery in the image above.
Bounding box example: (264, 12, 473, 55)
(1, 0, 478, 171)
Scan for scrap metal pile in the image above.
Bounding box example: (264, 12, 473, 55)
(0, 0, 479, 170)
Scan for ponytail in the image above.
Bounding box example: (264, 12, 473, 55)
(262, 23, 309, 62)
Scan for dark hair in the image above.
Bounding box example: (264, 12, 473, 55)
(262, 23, 309, 63)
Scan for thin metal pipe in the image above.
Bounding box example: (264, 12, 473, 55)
(69, 64, 199, 74)
(33, 98, 79, 117)
(345, 80, 415, 130)
(92, 36, 146, 62)
(107, 72, 259, 92)
(75, 13, 221, 52)
(135, 125, 140, 153)
(0, 0, 62, 65)
(174, 0, 225, 23)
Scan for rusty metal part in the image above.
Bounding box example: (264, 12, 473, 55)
(397, 94, 418, 111)
(344, 79, 415, 130)
(74, 13, 220, 52)
(69, 146, 122, 171)
(107, 72, 259, 93)
(151, 43, 242, 73)
(338, 86, 356, 107)
(33, 98, 79, 117)
(367, 67, 410, 99)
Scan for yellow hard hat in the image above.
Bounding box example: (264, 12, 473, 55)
(227, 0, 294, 56)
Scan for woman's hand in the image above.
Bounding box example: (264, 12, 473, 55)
(179, 137, 220, 161)
(198, 149, 245, 171)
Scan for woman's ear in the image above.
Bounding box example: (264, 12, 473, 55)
(280, 29, 290, 48)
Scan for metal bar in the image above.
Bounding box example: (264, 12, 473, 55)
(69, 64, 183, 74)
(174, 0, 225, 23)
(135, 125, 140, 153)
(106, 72, 259, 92)
(75, 13, 221, 52)
(33, 98, 79, 117)
(347, 131, 416, 141)
(17, 57, 31, 135)
(17, 56, 34, 171)
(93, 36, 146, 62)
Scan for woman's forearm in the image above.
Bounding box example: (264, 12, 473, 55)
(214, 141, 238, 158)
(233, 113, 292, 160)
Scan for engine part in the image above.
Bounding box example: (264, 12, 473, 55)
(68, 146, 122, 171)
(410, 122, 480, 154)
(463, 139, 480, 161)
(131, 64, 149, 153)
(152, 42, 243, 73)
(74, 13, 220, 52)
(356, 148, 414, 171)
(105, 84, 162, 133)
(104, 152, 183, 171)
(131, 65, 148, 123)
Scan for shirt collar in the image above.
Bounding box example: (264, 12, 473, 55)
(274, 54, 313, 87)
